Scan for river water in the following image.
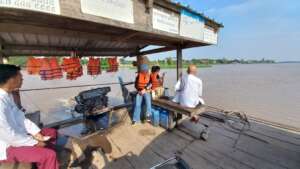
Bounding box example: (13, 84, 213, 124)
(20, 63, 300, 128)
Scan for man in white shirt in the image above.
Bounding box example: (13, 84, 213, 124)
(173, 65, 205, 108)
(0, 64, 58, 169)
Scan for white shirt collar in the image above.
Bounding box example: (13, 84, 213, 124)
(0, 88, 8, 97)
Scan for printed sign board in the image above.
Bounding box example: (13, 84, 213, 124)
(81, 0, 134, 24)
(180, 9, 205, 41)
(0, 0, 60, 15)
(204, 26, 218, 44)
(152, 7, 179, 34)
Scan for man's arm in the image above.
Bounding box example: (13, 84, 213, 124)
(12, 103, 41, 136)
(0, 100, 38, 147)
(24, 118, 41, 136)
(174, 80, 181, 91)
(198, 79, 205, 104)
(198, 79, 203, 97)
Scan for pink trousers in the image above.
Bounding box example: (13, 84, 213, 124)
(0, 128, 59, 169)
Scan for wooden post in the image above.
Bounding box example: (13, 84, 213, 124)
(0, 55, 3, 64)
(176, 46, 183, 80)
(0, 43, 3, 64)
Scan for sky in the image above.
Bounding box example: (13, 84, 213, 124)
(148, 0, 300, 62)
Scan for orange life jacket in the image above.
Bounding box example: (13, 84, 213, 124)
(26, 57, 42, 75)
(150, 72, 162, 90)
(136, 72, 150, 90)
(49, 57, 63, 79)
(87, 57, 101, 75)
(61, 57, 83, 80)
(107, 57, 119, 72)
(39, 58, 54, 80)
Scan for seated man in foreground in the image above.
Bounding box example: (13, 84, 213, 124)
(173, 65, 205, 108)
(0, 64, 58, 169)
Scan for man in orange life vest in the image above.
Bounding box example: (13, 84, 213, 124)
(0, 64, 58, 169)
(132, 64, 152, 124)
(150, 66, 165, 99)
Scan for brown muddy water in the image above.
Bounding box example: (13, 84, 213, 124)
(20, 63, 300, 128)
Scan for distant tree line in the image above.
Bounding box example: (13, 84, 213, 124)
(6, 56, 275, 68)
(120, 57, 275, 66)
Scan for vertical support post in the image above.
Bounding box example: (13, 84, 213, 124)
(0, 55, 3, 64)
(136, 55, 142, 72)
(176, 46, 183, 80)
(12, 90, 22, 109)
(0, 43, 3, 64)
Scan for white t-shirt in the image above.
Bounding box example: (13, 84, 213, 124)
(0, 89, 40, 160)
(173, 74, 205, 108)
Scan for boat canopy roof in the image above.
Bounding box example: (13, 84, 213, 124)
(0, 0, 223, 57)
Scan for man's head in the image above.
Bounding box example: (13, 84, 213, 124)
(0, 64, 23, 92)
(187, 64, 198, 75)
(139, 64, 149, 73)
(151, 65, 161, 73)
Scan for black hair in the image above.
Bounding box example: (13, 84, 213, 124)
(151, 66, 160, 73)
(0, 64, 21, 85)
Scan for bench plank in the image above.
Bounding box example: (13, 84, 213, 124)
(152, 98, 206, 117)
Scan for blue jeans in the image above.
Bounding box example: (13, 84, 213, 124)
(133, 92, 152, 123)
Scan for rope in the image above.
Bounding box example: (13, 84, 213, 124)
(19, 82, 126, 92)
(197, 105, 252, 148)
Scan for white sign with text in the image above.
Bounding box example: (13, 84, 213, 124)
(81, 0, 134, 24)
(204, 26, 218, 44)
(152, 8, 179, 34)
(180, 10, 205, 41)
(0, 0, 60, 15)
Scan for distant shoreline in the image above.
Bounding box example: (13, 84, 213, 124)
(277, 61, 300, 64)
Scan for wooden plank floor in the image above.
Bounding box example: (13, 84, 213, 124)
(60, 113, 300, 169)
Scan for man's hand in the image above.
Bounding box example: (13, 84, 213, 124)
(35, 141, 46, 147)
(139, 89, 146, 95)
(33, 133, 44, 142)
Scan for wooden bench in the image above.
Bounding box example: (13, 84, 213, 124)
(152, 98, 206, 129)
(0, 163, 32, 169)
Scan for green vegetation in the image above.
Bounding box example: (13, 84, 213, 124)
(120, 57, 275, 69)
(7, 56, 27, 67)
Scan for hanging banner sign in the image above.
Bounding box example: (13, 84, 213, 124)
(0, 0, 60, 15)
(81, 0, 134, 24)
(152, 7, 179, 34)
(180, 9, 205, 41)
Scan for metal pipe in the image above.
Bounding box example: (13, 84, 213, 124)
(20, 82, 129, 92)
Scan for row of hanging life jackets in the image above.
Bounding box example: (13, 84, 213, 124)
(27, 57, 63, 80)
(27, 57, 82, 80)
(26, 57, 119, 80)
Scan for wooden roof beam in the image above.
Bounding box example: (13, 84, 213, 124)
(0, 23, 114, 41)
(4, 51, 132, 57)
(3, 44, 136, 53)
(131, 46, 176, 56)
(0, 23, 177, 47)
(113, 31, 140, 43)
